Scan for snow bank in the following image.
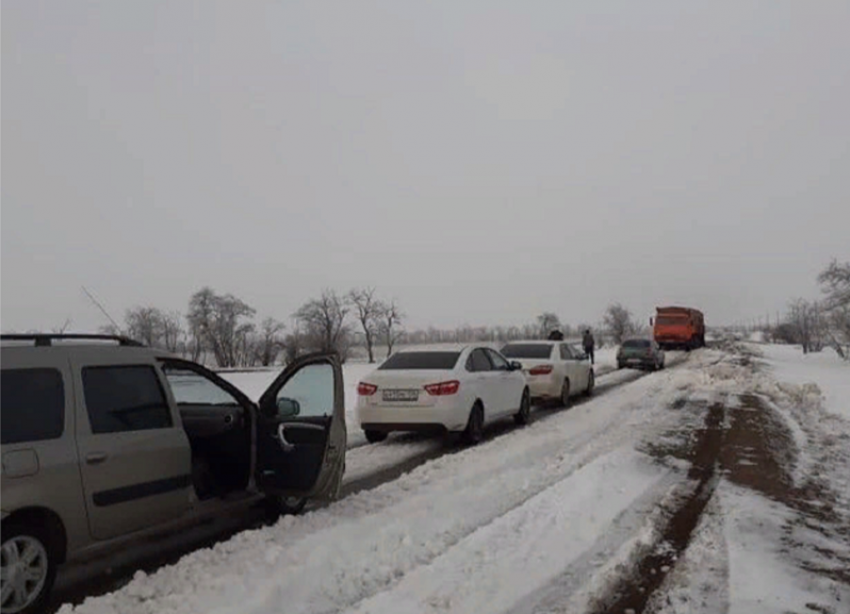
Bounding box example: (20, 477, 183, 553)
(757, 343, 850, 420)
(721, 484, 849, 613)
(347, 448, 669, 614)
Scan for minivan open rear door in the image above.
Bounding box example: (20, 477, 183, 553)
(255, 353, 346, 501)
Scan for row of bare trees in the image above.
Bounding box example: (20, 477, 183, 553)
(100, 289, 284, 368)
(90, 287, 649, 366)
(772, 259, 850, 359)
(99, 287, 404, 368)
(386, 304, 641, 348)
(289, 289, 404, 364)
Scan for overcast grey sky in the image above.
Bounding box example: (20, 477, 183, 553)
(3, 1, 849, 333)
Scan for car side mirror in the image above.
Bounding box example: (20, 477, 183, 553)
(275, 397, 301, 418)
(509, 361, 522, 371)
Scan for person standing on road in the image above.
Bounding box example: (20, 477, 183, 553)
(582, 329, 595, 365)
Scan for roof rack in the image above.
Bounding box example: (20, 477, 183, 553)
(0, 334, 145, 347)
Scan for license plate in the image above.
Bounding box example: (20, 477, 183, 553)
(382, 389, 420, 402)
(627, 358, 641, 364)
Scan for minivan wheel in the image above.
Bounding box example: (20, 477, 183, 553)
(267, 495, 308, 517)
(1, 523, 55, 614)
(364, 429, 388, 444)
(514, 389, 531, 425)
(462, 403, 485, 445)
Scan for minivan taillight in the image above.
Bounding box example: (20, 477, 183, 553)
(424, 380, 460, 396)
(357, 382, 378, 396)
(529, 365, 554, 375)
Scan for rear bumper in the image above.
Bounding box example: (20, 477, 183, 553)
(357, 404, 469, 432)
(619, 356, 656, 368)
(527, 380, 560, 399)
(656, 340, 691, 350)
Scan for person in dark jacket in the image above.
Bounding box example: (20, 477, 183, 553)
(582, 329, 595, 364)
(548, 329, 564, 341)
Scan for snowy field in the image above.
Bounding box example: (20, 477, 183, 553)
(57, 342, 849, 614)
(757, 343, 849, 420)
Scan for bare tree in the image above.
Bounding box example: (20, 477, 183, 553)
(536, 313, 561, 338)
(283, 321, 305, 363)
(818, 259, 850, 359)
(349, 288, 383, 363)
(294, 290, 352, 359)
(788, 298, 826, 354)
(256, 317, 286, 366)
(186, 318, 204, 362)
(604, 303, 637, 345)
(522, 323, 538, 339)
(160, 311, 183, 353)
(378, 300, 404, 357)
(125, 307, 163, 347)
(187, 287, 257, 367)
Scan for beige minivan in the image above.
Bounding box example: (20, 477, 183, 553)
(0, 334, 347, 614)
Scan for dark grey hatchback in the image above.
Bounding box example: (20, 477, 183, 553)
(616, 338, 665, 371)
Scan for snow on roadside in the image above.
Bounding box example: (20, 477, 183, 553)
(649, 343, 850, 613)
(60, 352, 701, 614)
(346, 448, 670, 614)
(757, 343, 850, 420)
(721, 483, 849, 613)
(342, 437, 442, 483)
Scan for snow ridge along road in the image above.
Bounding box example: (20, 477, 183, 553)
(60, 351, 701, 614)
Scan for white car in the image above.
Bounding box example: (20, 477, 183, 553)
(356, 346, 530, 445)
(500, 341, 594, 406)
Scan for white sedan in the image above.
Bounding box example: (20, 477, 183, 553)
(500, 341, 594, 406)
(356, 345, 531, 445)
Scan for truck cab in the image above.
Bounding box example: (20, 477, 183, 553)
(652, 306, 706, 351)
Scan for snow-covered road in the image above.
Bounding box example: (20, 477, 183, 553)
(59, 351, 698, 614)
(56, 342, 850, 614)
(48, 350, 664, 611)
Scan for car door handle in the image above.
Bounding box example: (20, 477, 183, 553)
(85, 452, 108, 465)
(276, 423, 325, 453)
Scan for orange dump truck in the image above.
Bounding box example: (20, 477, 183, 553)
(652, 306, 705, 351)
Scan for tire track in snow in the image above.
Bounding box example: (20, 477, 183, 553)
(508, 397, 727, 614)
(344, 449, 682, 614)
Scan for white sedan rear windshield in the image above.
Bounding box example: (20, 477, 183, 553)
(500, 344, 552, 359)
(379, 352, 461, 370)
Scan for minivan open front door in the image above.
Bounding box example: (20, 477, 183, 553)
(255, 353, 346, 501)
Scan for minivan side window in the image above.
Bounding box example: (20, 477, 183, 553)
(82, 366, 173, 434)
(0, 368, 65, 444)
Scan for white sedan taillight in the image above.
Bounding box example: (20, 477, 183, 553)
(423, 380, 460, 396)
(357, 382, 378, 396)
